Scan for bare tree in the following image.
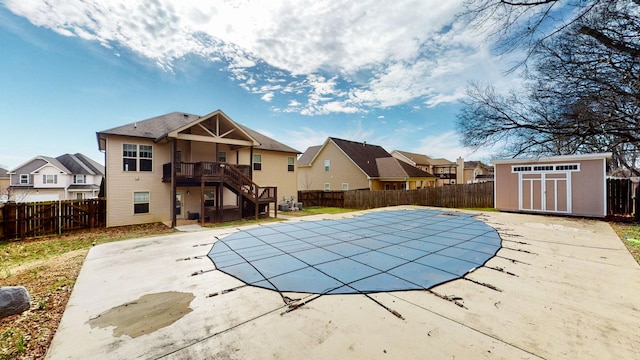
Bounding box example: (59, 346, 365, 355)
(458, 0, 640, 174)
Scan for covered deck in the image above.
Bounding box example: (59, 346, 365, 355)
(163, 161, 277, 226)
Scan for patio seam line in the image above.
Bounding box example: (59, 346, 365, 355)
(387, 292, 548, 360)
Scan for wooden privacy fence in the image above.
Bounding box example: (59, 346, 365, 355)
(298, 190, 346, 208)
(0, 198, 106, 241)
(606, 178, 639, 219)
(299, 182, 494, 210)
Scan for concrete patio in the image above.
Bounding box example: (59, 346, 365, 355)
(45, 206, 640, 359)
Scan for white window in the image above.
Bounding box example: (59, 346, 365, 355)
(123, 144, 153, 172)
(324, 160, 330, 172)
(385, 184, 390, 190)
(133, 191, 150, 214)
(342, 183, 349, 190)
(43, 174, 57, 184)
(74, 175, 86, 184)
(20, 174, 29, 184)
(324, 183, 330, 191)
(288, 157, 295, 172)
(218, 152, 227, 163)
(253, 154, 262, 171)
(123, 144, 137, 171)
(139, 145, 153, 171)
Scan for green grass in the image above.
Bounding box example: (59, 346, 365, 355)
(0, 223, 173, 274)
(279, 206, 359, 217)
(460, 207, 497, 212)
(610, 222, 640, 265)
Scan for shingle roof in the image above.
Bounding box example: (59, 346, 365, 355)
(376, 158, 435, 178)
(298, 145, 322, 166)
(330, 138, 391, 177)
(237, 125, 300, 153)
(98, 112, 199, 140)
(56, 153, 105, 175)
(394, 150, 433, 166)
(376, 157, 434, 178)
(394, 150, 455, 166)
(40, 156, 71, 174)
(429, 158, 456, 166)
(97, 110, 300, 154)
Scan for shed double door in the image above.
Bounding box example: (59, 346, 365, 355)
(520, 173, 570, 213)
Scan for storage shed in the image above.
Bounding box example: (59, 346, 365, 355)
(493, 153, 611, 218)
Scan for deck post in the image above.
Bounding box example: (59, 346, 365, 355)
(200, 178, 205, 226)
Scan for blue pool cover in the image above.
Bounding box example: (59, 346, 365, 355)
(207, 209, 501, 294)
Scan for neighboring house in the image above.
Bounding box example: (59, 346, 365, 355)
(493, 153, 611, 217)
(391, 150, 457, 186)
(7, 154, 104, 203)
(298, 138, 436, 191)
(96, 109, 300, 228)
(0, 167, 9, 202)
(456, 157, 494, 184)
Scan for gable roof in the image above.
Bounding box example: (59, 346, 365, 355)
(56, 153, 105, 175)
(237, 124, 300, 154)
(97, 110, 300, 154)
(9, 154, 104, 175)
(393, 150, 455, 167)
(0, 167, 8, 178)
(393, 150, 432, 166)
(330, 138, 391, 177)
(298, 145, 322, 166)
(376, 157, 435, 178)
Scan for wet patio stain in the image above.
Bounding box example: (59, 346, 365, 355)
(87, 291, 195, 338)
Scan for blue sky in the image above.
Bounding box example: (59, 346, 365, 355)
(0, 0, 523, 170)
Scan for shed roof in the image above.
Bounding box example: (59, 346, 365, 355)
(492, 153, 612, 165)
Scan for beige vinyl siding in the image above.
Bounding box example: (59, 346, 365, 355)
(104, 135, 172, 227)
(297, 141, 369, 191)
(252, 150, 298, 201)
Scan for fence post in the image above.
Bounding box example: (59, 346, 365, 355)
(636, 185, 640, 222)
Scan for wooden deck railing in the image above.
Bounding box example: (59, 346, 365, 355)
(162, 162, 250, 182)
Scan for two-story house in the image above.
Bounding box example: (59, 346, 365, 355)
(7, 154, 104, 202)
(96, 110, 300, 228)
(0, 167, 9, 202)
(456, 157, 494, 184)
(391, 150, 457, 186)
(297, 138, 436, 191)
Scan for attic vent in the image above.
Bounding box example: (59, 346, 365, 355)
(183, 114, 188, 118)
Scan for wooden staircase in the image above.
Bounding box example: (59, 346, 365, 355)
(215, 164, 277, 219)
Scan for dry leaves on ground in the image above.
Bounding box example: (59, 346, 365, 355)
(1, 223, 173, 359)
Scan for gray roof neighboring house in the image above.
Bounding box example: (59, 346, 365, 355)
(0, 167, 8, 178)
(375, 157, 435, 178)
(300, 137, 435, 179)
(57, 153, 105, 175)
(9, 154, 104, 176)
(330, 138, 392, 178)
(297, 145, 322, 166)
(97, 110, 300, 154)
(393, 150, 456, 167)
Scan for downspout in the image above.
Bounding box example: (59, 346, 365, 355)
(171, 140, 176, 228)
(249, 146, 254, 179)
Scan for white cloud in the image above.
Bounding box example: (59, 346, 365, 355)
(411, 131, 499, 162)
(3, 0, 520, 115)
(261, 92, 274, 102)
